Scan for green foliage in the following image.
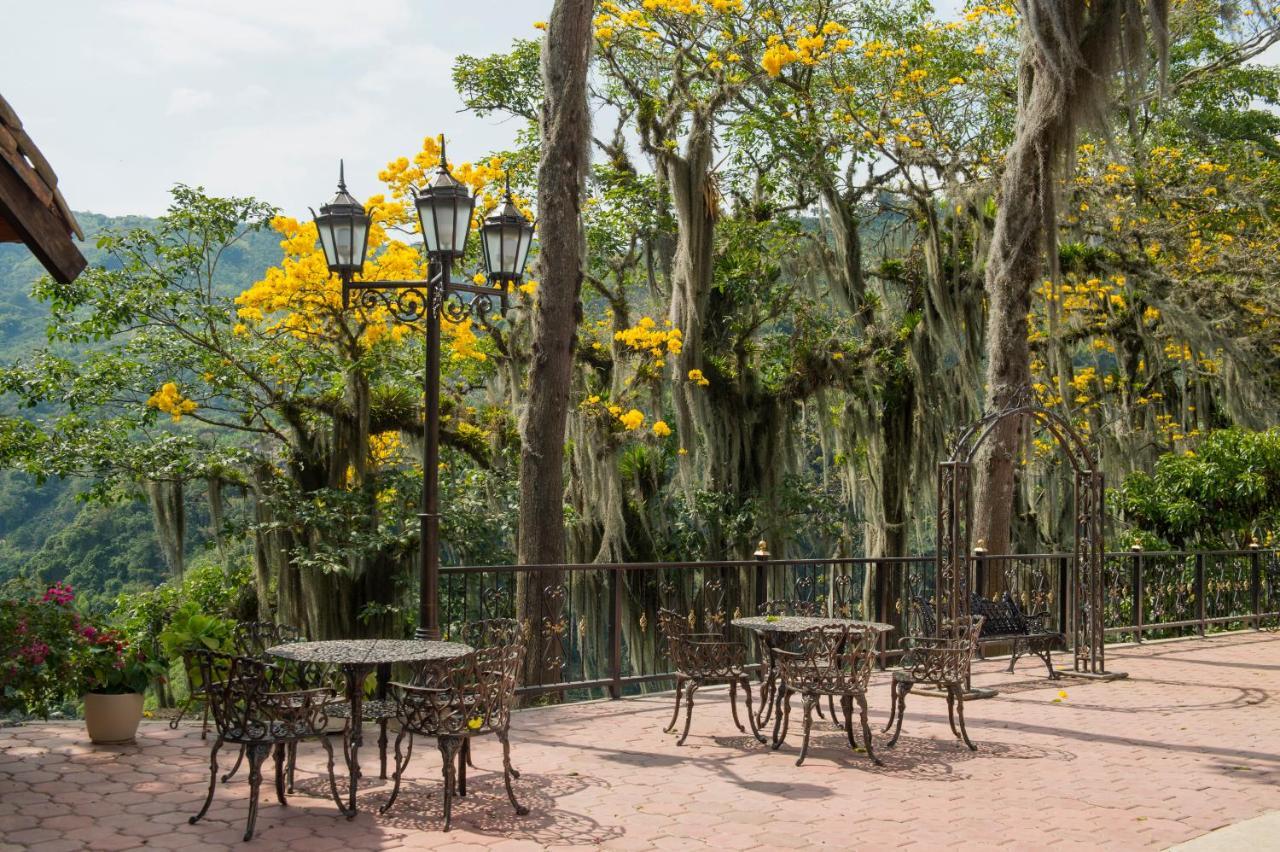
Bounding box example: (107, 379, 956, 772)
(453, 38, 543, 121)
(1115, 428, 1280, 548)
(157, 603, 234, 662)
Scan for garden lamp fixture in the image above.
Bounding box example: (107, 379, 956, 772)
(480, 175, 534, 284)
(311, 161, 371, 307)
(312, 139, 533, 641)
(414, 138, 476, 260)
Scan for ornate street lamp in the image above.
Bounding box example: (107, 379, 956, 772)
(310, 161, 371, 310)
(480, 177, 534, 285)
(313, 140, 532, 641)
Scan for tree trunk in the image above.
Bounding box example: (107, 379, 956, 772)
(517, 0, 592, 690)
(975, 43, 1064, 555)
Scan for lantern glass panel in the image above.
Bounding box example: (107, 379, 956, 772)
(317, 220, 338, 269)
(453, 198, 474, 255)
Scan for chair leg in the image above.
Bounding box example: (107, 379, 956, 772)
(499, 730, 529, 816)
(757, 669, 775, 728)
(796, 695, 816, 767)
(888, 681, 911, 747)
(273, 743, 288, 806)
(379, 719, 389, 779)
(317, 733, 349, 816)
(828, 695, 838, 727)
(170, 695, 189, 731)
(946, 688, 961, 738)
(188, 736, 223, 825)
(813, 693, 825, 721)
(677, 681, 698, 746)
(286, 741, 297, 794)
(221, 744, 246, 783)
(463, 738, 476, 769)
(729, 680, 746, 733)
(1008, 638, 1023, 673)
(1037, 640, 1058, 679)
(457, 737, 467, 797)
(438, 736, 462, 832)
(664, 676, 684, 733)
(378, 729, 411, 815)
(842, 695, 856, 750)
(951, 684, 977, 751)
(740, 677, 766, 743)
(857, 695, 882, 766)
(201, 697, 210, 740)
(244, 743, 270, 842)
(773, 689, 792, 751)
(883, 679, 898, 733)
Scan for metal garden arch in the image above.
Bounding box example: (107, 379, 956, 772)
(936, 404, 1124, 679)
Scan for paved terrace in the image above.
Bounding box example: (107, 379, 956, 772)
(2, 633, 1279, 851)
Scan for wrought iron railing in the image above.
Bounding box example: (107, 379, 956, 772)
(437, 547, 1279, 699)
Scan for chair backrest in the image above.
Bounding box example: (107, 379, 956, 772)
(232, 621, 304, 659)
(971, 593, 1026, 636)
(192, 648, 332, 741)
(758, 599, 820, 617)
(191, 649, 271, 741)
(912, 596, 938, 636)
(774, 625, 878, 696)
(462, 617, 522, 651)
(398, 630, 525, 737)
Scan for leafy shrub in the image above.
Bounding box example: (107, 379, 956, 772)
(1115, 427, 1280, 548)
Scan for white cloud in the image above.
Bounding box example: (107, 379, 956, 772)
(166, 87, 214, 115)
(111, 0, 415, 69)
(0, 0, 549, 216)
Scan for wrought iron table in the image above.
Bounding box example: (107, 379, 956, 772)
(266, 638, 472, 817)
(732, 616, 893, 746)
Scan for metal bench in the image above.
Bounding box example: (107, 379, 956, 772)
(916, 593, 1062, 679)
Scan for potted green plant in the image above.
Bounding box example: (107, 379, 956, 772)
(78, 626, 167, 744)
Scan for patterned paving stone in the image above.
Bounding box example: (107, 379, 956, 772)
(1, 634, 1279, 849)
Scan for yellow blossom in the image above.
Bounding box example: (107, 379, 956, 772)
(652, 420, 672, 437)
(146, 382, 198, 422)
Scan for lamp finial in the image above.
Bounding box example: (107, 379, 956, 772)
(338, 159, 346, 191)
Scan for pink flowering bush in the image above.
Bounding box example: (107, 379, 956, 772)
(0, 580, 164, 718)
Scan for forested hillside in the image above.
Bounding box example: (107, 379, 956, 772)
(0, 210, 280, 606)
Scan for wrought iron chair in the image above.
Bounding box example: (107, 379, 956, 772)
(657, 608, 764, 746)
(753, 599, 837, 727)
(221, 621, 316, 789)
(771, 624, 881, 767)
(883, 615, 985, 750)
(170, 622, 307, 752)
(187, 650, 344, 842)
(456, 618, 524, 776)
(380, 623, 527, 831)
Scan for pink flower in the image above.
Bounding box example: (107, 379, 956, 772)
(21, 641, 50, 665)
(41, 582, 75, 606)
(81, 626, 98, 640)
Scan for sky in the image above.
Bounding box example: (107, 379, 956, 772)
(3, 0, 548, 220)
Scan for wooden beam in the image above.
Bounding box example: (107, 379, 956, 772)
(0, 155, 85, 283)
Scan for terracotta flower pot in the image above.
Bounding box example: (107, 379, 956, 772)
(83, 692, 145, 744)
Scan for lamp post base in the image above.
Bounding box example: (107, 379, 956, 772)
(414, 627, 442, 641)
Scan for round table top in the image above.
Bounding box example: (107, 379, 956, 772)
(265, 638, 473, 666)
(732, 615, 894, 634)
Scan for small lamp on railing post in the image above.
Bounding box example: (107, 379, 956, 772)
(311, 161, 371, 310)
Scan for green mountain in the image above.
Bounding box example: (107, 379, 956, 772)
(0, 210, 283, 604)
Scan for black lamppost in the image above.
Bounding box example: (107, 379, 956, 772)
(312, 143, 534, 640)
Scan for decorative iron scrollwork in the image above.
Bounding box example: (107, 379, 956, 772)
(540, 583, 568, 673)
